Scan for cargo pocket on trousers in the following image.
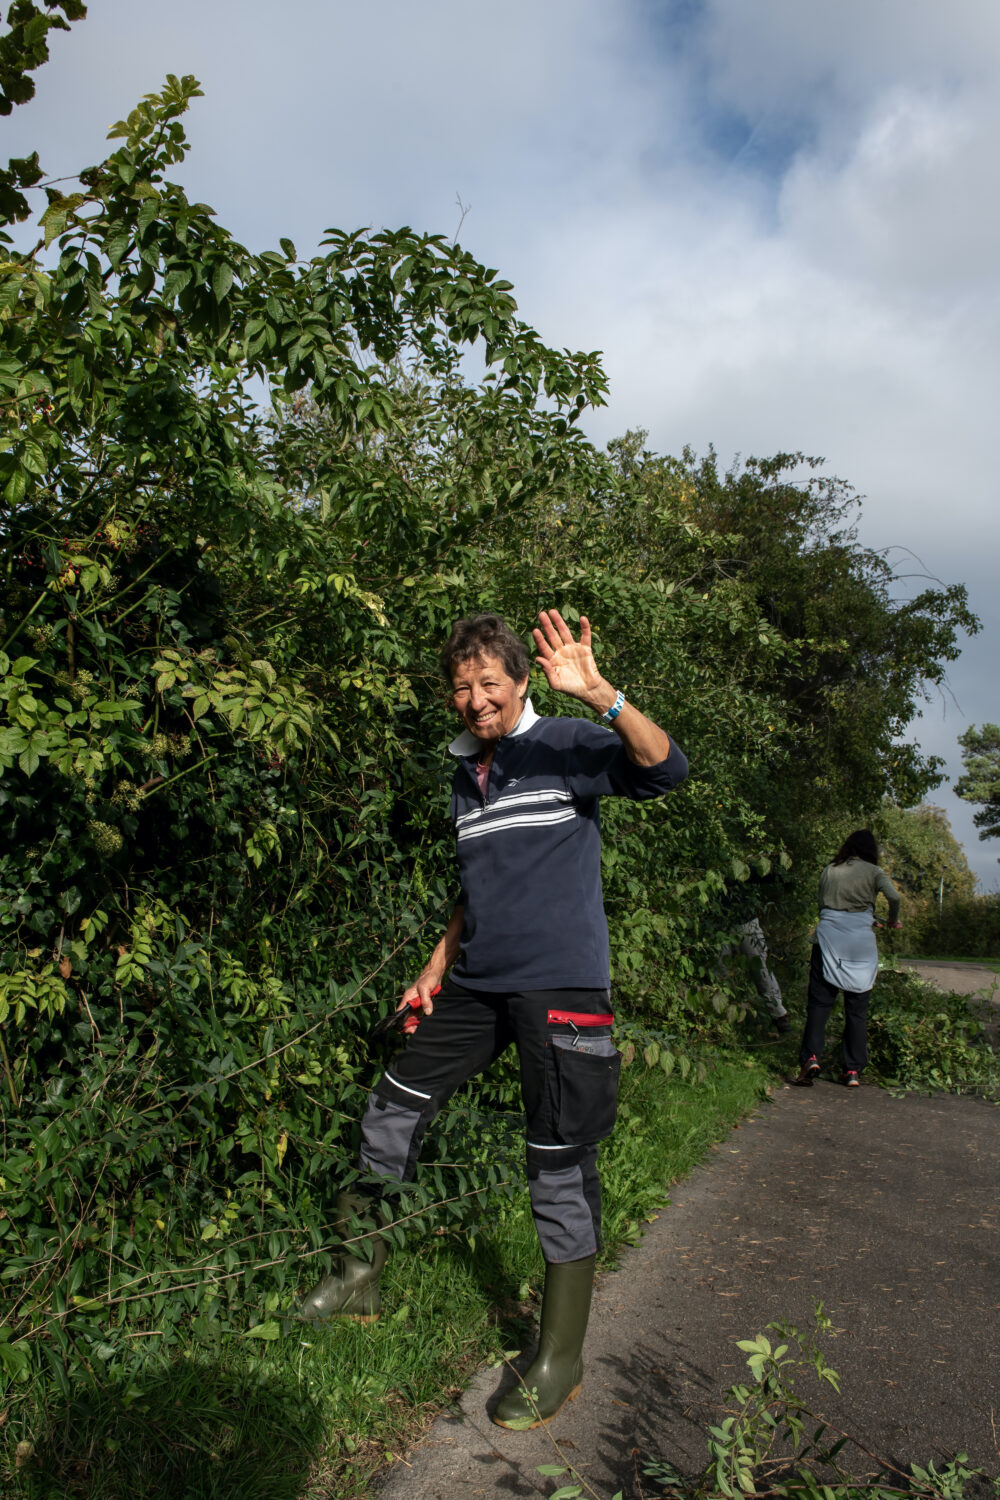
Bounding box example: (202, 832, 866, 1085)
(550, 1036, 621, 1144)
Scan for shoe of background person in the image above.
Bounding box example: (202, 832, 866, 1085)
(493, 1254, 596, 1429)
(773, 1014, 792, 1034)
(792, 1056, 820, 1087)
(841, 1070, 860, 1087)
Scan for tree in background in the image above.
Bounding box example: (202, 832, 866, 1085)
(875, 802, 976, 903)
(603, 435, 978, 903)
(955, 724, 1000, 858)
(872, 799, 1000, 959)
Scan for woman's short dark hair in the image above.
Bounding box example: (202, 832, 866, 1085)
(833, 829, 879, 866)
(440, 614, 531, 685)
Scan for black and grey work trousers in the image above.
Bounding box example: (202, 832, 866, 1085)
(358, 981, 621, 1263)
(800, 943, 872, 1073)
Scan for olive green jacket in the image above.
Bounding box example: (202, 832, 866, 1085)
(818, 858, 901, 924)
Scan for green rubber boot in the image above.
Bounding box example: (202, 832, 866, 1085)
(298, 1192, 388, 1324)
(493, 1254, 596, 1429)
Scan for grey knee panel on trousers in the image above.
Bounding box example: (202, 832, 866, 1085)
(526, 1143, 601, 1261)
(359, 1081, 427, 1182)
(528, 1162, 598, 1262)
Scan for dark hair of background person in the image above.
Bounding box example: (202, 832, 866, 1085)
(832, 829, 880, 866)
(440, 614, 531, 687)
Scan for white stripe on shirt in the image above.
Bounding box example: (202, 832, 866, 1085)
(455, 787, 574, 827)
(456, 808, 579, 843)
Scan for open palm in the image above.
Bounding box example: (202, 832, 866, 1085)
(532, 610, 607, 705)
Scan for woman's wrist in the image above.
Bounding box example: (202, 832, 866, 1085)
(579, 678, 618, 715)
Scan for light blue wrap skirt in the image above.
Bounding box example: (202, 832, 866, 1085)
(816, 907, 878, 993)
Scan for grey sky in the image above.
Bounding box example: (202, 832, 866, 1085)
(7, 0, 999, 885)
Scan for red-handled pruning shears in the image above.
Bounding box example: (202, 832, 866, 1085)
(370, 985, 440, 1040)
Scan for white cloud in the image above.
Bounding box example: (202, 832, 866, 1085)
(779, 88, 1000, 307)
(7, 0, 657, 251)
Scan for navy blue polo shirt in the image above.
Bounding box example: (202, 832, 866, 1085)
(447, 700, 688, 991)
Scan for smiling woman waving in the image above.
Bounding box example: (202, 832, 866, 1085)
(300, 609, 688, 1429)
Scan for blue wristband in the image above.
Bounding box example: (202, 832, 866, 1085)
(601, 689, 625, 723)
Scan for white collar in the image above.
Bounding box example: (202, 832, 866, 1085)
(448, 697, 539, 757)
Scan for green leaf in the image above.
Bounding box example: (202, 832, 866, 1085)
(40, 204, 67, 247)
(136, 197, 159, 237)
(4, 469, 26, 506)
(0, 1337, 30, 1383)
(162, 265, 192, 300)
(106, 232, 130, 268)
(244, 1319, 281, 1340)
(212, 262, 234, 302)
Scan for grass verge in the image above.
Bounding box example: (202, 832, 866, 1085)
(4, 1052, 771, 1500)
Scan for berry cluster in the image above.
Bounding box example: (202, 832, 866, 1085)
(256, 748, 286, 771)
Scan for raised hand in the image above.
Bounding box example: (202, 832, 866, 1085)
(532, 609, 673, 765)
(531, 609, 613, 712)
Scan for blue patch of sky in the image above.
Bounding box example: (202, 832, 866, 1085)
(700, 107, 811, 180)
(646, 0, 706, 50)
(633, 0, 818, 185)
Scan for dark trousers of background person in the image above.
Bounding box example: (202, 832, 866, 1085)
(800, 943, 872, 1073)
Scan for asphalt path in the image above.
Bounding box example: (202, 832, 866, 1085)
(377, 1072, 999, 1498)
(898, 959, 998, 1002)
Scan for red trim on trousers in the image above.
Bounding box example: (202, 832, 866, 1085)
(546, 1010, 614, 1027)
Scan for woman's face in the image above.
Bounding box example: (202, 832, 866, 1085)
(451, 653, 529, 747)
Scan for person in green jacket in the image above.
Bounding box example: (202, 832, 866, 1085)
(793, 830, 901, 1087)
